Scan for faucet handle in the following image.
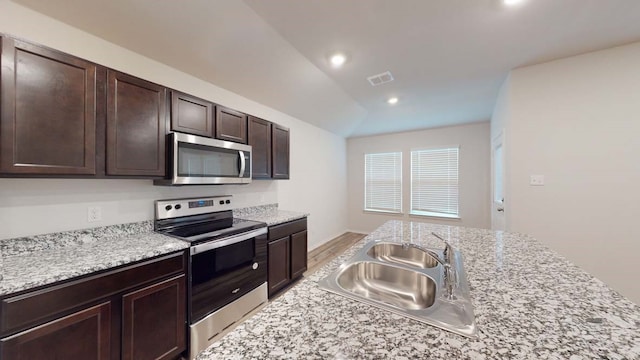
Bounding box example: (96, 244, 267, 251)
(432, 232, 456, 269)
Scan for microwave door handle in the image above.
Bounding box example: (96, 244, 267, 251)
(238, 150, 246, 177)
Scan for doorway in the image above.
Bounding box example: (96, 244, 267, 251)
(491, 131, 506, 231)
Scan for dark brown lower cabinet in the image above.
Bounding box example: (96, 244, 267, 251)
(267, 218, 308, 298)
(290, 230, 308, 279)
(0, 251, 187, 360)
(122, 275, 186, 360)
(267, 237, 290, 295)
(0, 302, 111, 360)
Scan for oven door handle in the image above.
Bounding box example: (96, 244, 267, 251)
(190, 227, 267, 255)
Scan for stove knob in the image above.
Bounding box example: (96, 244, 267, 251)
(252, 262, 258, 270)
(165, 205, 172, 211)
(219, 200, 224, 205)
(225, 200, 231, 204)
(175, 204, 182, 210)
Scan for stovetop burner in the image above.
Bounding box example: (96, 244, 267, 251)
(154, 196, 267, 245)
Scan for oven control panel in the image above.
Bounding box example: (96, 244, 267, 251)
(189, 199, 214, 208)
(155, 195, 233, 220)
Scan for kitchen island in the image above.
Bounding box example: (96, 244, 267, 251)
(197, 220, 640, 359)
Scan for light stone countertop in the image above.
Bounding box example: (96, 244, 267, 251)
(234, 204, 308, 226)
(197, 220, 640, 360)
(0, 221, 189, 296)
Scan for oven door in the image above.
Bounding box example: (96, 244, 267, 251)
(189, 228, 267, 323)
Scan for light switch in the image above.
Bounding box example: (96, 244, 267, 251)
(530, 175, 544, 186)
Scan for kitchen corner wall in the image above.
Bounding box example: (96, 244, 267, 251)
(492, 41, 640, 305)
(0, 0, 348, 249)
(346, 122, 491, 233)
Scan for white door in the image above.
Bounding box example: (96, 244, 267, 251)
(491, 131, 506, 231)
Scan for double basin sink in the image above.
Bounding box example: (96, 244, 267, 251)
(318, 241, 477, 338)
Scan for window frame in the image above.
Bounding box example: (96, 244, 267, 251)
(363, 151, 403, 214)
(409, 146, 461, 220)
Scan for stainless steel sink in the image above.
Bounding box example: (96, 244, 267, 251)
(318, 240, 477, 338)
(336, 261, 437, 310)
(366, 243, 439, 269)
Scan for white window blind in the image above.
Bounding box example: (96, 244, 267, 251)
(411, 147, 459, 218)
(364, 152, 402, 213)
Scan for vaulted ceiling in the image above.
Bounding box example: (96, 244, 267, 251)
(12, 0, 640, 137)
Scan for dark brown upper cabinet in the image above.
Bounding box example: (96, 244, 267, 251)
(170, 91, 214, 137)
(216, 106, 247, 144)
(248, 116, 272, 179)
(106, 70, 166, 177)
(272, 124, 290, 179)
(0, 36, 99, 175)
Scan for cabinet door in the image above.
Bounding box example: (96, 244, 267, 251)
(0, 302, 111, 360)
(122, 275, 186, 360)
(290, 230, 308, 279)
(106, 70, 166, 176)
(271, 124, 290, 179)
(268, 237, 290, 296)
(0, 37, 98, 175)
(216, 106, 247, 144)
(248, 116, 272, 179)
(170, 91, 213, 137)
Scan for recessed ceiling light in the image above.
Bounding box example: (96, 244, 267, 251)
(387, 97, 398, 105)
(330, 53, 347, 68)
(503, 0, 524, 6)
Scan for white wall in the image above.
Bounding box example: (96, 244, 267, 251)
(490, 75, 511, 229)
(493, 41, 640, 304)
(347, 122, 491, 233)
(0, 0, 348, 248)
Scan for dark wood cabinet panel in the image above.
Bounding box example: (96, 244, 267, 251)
(170, 91, 213, 137)
(267, 218, 307, 298)
(0, 302, 111, 360)
(106, 70, 166, 176)
(122, 275, 186, 360)
(267, 237, 290, 296)
(290, 230, 308, 280)
(1, 252, 185, 336)
(216, 106, 247, 144)
(268, 218, 307, 241)
(248, 116, 272, 179)
(0, 36, 98, 175)
(272, 124, 290, 179)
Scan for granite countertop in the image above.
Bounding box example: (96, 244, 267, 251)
(0, 221, 189, 296)
(197, 220, 640, 359)
(234, 204, 308, 226)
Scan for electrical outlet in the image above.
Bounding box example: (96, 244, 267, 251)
(530, 175, 545, 186)
(87, 206, 102, 222)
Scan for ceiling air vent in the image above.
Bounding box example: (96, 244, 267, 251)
(367, 71, 394, 86)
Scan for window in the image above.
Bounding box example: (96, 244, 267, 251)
(411, 147, 459, 218)
(364, 152, 402, 213)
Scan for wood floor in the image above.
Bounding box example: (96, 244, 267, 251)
(305, 232, 367, 276)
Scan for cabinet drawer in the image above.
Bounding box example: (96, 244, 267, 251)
(0, 251, 186, 336)
(268, 218, 307, 241)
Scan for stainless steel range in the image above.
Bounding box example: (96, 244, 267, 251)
(154, 196, 268, 360)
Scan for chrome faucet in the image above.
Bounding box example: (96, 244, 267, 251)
(402, 232, 458, 300)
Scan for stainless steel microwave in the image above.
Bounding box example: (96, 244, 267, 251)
(154, 132, 252, 185)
